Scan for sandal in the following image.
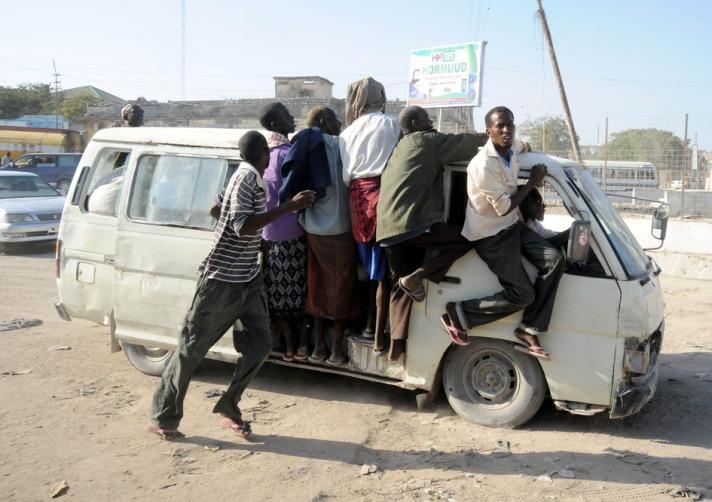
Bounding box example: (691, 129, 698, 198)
(146, 424, 185, 441)
(294, 347, 309, 361)
(325, 355, 346, 366)
(440, 314, 470, 346)
(219, 417, 252, 438)
(308, 350, 327, 363)
(397, 278, 426, 303)
(514, 344, 551, 360)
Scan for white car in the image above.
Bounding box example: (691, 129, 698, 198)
(0, 171, 65, 245)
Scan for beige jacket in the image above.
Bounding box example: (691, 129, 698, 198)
(462, 138, 526, 241)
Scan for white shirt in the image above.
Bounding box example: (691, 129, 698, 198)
(339, 112, 400, 185)
(462, 138, 526, 241)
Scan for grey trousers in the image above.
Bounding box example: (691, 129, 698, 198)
(456, 221, 564, 332)
(150, 273, 272, 429)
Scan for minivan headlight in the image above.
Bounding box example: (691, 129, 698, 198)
(5, 214, 34, 223)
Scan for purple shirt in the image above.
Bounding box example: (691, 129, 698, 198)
(262, 143, 305, 241)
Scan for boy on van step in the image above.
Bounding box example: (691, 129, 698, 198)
(147, 131, 315, 440)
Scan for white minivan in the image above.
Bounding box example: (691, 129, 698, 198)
(54, 127, 668, 428)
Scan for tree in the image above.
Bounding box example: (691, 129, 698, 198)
(518, 115, 576, 153)
(607, 128, 685, 161)
(59, 91, 100, 121)
(0, 83, 53, 119)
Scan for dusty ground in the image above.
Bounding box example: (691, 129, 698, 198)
(1, 244, 711, 502)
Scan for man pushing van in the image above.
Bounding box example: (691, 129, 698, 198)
(148, 131, 315, 440)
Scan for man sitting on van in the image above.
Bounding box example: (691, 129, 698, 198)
(148, 131, 315, 440)
(376, 106, 481, 361)
(443, 106, 564, 360)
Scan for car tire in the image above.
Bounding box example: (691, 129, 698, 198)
(443, 338, 546, 428)
(56, 179, 70, 194)
(123, 343, 173, 376)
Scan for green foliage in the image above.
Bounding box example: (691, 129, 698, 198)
(518, 115, 575, 153)
(59, 91, 100, 120)
(607, 128, 686, 161)
(0, 83, 54, 119)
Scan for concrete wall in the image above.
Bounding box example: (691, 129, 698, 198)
(547, 213, 712, 280)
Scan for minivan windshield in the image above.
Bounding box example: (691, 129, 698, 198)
(566, 166, 649, 278)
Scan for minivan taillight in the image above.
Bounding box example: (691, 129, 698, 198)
(55, 239, 62, 278)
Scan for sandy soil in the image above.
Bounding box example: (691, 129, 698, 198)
(1, 244, 711, 502)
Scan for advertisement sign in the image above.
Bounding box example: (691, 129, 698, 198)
(407, 41, 486, 108)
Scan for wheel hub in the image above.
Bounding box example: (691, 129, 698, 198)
(471, 356, 515, 403)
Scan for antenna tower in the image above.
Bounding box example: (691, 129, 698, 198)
(180, 0, 186, 100)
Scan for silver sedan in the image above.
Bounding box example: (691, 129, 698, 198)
(0, 171, 65, 245)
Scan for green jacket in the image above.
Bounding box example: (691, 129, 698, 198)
(376, 131, 482, 242)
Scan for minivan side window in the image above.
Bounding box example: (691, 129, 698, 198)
(84, 149, 131, 215)
(128, 155, 231, 230)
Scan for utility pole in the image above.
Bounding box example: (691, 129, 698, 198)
(542, 119, 546, 151)
(536, 0, 582, 164)
(681, 112, 688, 218)
(180, 0, 186, 100)
(603, 116, 609, 191)
(52, 59, 61, 129)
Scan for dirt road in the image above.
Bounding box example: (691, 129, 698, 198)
(1, 246, 711, 501)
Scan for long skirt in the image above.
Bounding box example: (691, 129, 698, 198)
(264, 236, 307, 320)
(306, 233, 360, 321)
(349, 176, 387, 281)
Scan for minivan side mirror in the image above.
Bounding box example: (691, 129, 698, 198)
(643, 202, 671, 251)
(567, 220, 592, 264)
(651, 203, 669, 241)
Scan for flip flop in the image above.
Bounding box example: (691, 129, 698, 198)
(325, 355, 346, 366)
(219, 417, 252, 438)
(514, 344, 551, 360)
(397, 278, 426, 303)
(146, 424, 185, 441)
(294, 348, 309, 361)
(282, 352, 295, 362)
(308, 351, 327, 363)
(440, 314, 470, 346)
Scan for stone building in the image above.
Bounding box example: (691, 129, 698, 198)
(85, 76, 475, 139)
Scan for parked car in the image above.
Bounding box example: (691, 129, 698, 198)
(0, 153, 81, 194)
(0, 171, 64, 246)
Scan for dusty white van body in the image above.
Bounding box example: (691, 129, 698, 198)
(55, 127, 665, 427)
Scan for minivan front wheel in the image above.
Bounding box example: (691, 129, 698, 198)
(443, 338, 546, 428)
(123, 343, 173, 376)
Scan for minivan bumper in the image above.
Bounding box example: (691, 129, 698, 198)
(610, 322, 664, 419)
(54, 301, 72, 322)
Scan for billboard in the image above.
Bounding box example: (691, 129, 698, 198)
(407, 41, 486, 108)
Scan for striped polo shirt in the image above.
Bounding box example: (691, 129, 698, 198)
(199, 163, 266, 283)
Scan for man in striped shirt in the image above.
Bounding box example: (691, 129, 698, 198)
(149, 131, 315, 440)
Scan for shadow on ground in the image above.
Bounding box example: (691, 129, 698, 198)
(192, 350, 712, 451)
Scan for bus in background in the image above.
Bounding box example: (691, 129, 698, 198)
(0, 126, 83, 162)
(583, 160, 659, 191)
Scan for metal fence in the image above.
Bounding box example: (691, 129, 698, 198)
(541, 148, 712, 219)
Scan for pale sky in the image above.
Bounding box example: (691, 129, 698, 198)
(2, 0, 711, 148)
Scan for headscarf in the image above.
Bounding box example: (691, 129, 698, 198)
(266, 131, 289, 149)
(345, 77, 387, 126)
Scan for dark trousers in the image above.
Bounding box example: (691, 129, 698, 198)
(385, 223, 473, 341)
(150, 273, 272, 429)
(457, 221, 564, 332)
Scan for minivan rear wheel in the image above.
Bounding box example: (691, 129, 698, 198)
(123, 343, 173, 376)
(443, 338, 546, 428)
